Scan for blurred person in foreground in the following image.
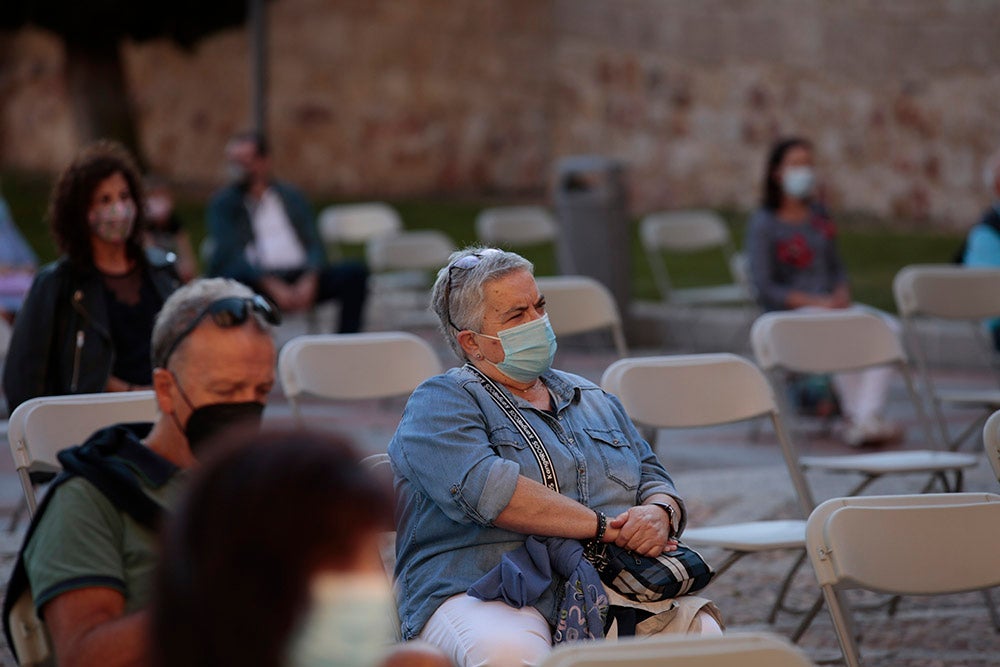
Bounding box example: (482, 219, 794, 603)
(3, 277, 278, 667)
(153, 428, 450, 667)
(0, 186, 38, 324)
(745, 136, 901, 447)
(389, 247, 721, 667)
(206, 130, 368, 332)
(961, 147, 1000, 350)
(144, 175, 198, 284)
(2, 140, 179, 412)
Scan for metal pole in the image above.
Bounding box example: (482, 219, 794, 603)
(249, 0, 267, 138)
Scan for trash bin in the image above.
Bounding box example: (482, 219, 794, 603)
(553, 155, 631, 318)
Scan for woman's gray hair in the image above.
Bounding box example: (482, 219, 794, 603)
(431, 246, 533, 360)
(151, 277, 266, 369)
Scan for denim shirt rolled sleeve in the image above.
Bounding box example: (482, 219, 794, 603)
(388, 366, 683, 640)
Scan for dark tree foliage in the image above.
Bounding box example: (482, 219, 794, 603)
(0, 0, 253, 50)
(0, 1, 267, 164)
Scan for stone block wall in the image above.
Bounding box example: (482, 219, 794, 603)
(3, 0, 1000, 227)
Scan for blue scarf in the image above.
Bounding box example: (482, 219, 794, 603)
(468, 536, 608, 642)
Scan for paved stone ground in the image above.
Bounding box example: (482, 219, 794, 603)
(0, 306, 998, 665)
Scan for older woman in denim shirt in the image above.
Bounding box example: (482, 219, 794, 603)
(389, 248, 720, 667)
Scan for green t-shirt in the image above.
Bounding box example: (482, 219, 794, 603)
(23, 469, 185, 615)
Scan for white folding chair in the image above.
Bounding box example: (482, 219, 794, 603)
(806, 493, 1000, 667)
(475, 206, 559, 269)
(359, 452, 403, 641)
(601, 353, 817, 638)
(278, 332, 443, 424)
(535, 275, 628, 358)
(364, 230, 456, 327)
(475, 206, 558, 246)
(7, 391, 158, 516)
(893, 264, 1000, 450)
(639, 209, 752, 307)
(984, 409, 1000, 484)
(750, 310, 978, 496)
(541, 631, 815, 667)
(318, 202, 403, 259)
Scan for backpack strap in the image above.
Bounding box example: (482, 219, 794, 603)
(2, 424, 172, 661)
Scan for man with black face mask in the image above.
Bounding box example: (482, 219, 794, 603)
(5, 277, 277, 667)
(205, 130, 368, 333)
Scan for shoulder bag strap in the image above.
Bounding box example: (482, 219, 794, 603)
(464, 363, 560, 493)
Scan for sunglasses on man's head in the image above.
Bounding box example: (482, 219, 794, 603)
(445, 248, 501, 331)
(161, 295, 281, 368)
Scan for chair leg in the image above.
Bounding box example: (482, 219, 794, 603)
(983, 588, 1000, 632)
(945, 411, 990, 451)
(768, 550, 809, 623)
(5, 496, 26, 533)
(844, 474, 880, 497)
(790, 593, 825, 643)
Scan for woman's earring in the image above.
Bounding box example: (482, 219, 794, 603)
(475, 353, 483, 360)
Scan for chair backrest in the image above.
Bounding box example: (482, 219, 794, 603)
(365, 230, 456, 273)
(806, 492, 1000, 666)
(318, 202, 403, 247)
(751, 309, 905, 374)
(7, 391, 158, 514)
(601, 353, 815, 515)
(0, 316, 12, 359)
(7, 588, 52, 667)
(541, 631, 816, 667)
(893, 264, 1000, 320)
(534, 275, 627, 357)
(278, 332, 443, 421)
(751, 309, 938, 448)
(640, 209, 733, 253)
(892, 264, 1000, 408)
(984, 409, 1000, 484)
(639, 209, 743, 302)
(475, 206, 558, 246)
(359, 452, 402, 641)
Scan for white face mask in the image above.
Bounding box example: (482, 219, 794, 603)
(782, 166, 816, 200)
(285, 572, 395, 667)
(146, 195, 172, 221)
(88, 200, 137, 243)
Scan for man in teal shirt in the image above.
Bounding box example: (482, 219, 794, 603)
(8, 277, 278, 667)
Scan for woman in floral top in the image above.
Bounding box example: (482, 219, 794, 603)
(745, 136, 900, 446)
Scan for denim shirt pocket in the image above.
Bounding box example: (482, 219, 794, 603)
(584, 427, 640, 491)
(488, 424, 529, 459)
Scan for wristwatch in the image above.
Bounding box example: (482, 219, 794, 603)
(650, 501, 679, 539)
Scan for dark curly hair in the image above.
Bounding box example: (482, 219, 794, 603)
(761, 136, 813, 211)
(47, 139, 147, 268)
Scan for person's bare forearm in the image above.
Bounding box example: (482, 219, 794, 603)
(53, 611, 148, 667)
(494, 476, 619, 542)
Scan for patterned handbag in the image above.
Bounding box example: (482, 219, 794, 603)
(467, 363, 715, 604)
(583, 540, 714, 603)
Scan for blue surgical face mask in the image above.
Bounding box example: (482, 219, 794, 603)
(782, 166, 816, 200)
(475, 314, 558, 383)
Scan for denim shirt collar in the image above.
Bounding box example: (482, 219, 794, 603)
(459, 365, 581, 413)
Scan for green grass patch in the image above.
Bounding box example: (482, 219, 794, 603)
(3, 169, 966, 312)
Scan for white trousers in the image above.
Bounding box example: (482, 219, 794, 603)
(802, 304, 901, 426)
(419, 594, 722, 667)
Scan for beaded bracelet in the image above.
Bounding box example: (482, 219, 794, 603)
(594, 510, 607, 541)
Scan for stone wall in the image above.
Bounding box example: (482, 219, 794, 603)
(3, 0, 1000, 227)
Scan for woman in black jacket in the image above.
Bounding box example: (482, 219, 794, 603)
(3, 140, 179, 412)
